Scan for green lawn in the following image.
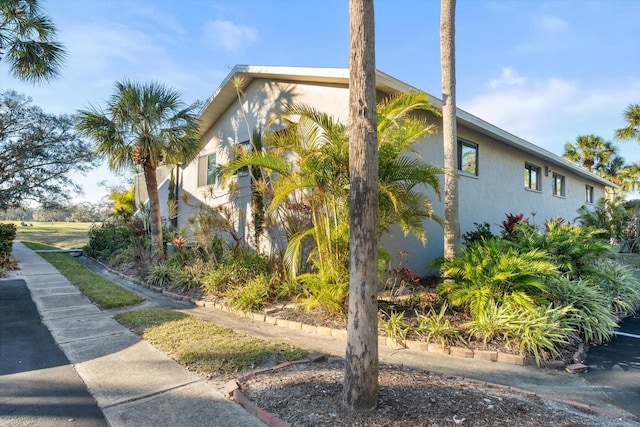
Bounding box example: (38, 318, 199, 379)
(8, 221, 96, 249)
(22, 241, 143, 309)
(115, 308, 306, 374)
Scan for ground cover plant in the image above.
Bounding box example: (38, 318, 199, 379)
(23, 241, 143, 309)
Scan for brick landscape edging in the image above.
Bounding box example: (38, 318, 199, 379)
(92, 257, 567, 369)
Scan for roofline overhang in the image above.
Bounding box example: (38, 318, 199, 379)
(197, 65, 617, 189)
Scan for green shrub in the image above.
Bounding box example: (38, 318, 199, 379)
(296, 272, 348, 318)
(509, 218, 611, 278)
(226, 274, 274, 312)
(0, 222, 17, 258)
(416, 303, 465, 348)
(379, 310, 410, 345)
(544, 277, 616, 344)
(439, 238, 558, 318)
(461, 222, 494, 247)
(583, 258, 640, 318)
(146, 261, 181, 287)
(462, 299, 511, 346)
(85, 222, 131, 260)
(506, 304, 576, 367)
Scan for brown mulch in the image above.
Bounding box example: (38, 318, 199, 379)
(235, 358, 633, 427)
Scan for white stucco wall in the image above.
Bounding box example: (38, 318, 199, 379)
(176, 74, 611, 277)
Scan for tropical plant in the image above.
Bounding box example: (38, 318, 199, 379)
(226, 274, 273, 312)
(146, 261, 181, 288)
(379, 310, 410, 346)
(461, 222, 494, 247)
(563, 134, 617, 172)
(76, 80, 200, 264)
(583, 258, 640, 318)
(509, 218, 611, 278)
(416, 303, 465, 348)
(544, 276, 616, 344)
(500, 212, 529, 237)
(441, 0, 458, 260)
(506, 304, 576, 367)
(575, 196, 626, 243)
(222, 92, 442, 280)
(462, 299, 511, 347)
(0, 0, 66, 83)
(615, 103, 640, 143)
(438, 237, 558, 319)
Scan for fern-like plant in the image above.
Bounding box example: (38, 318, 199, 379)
(583, 258, 640, 318)
(439, 238, 558, 319)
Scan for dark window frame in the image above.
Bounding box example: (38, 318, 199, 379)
(524, 163, 541, 191)
(585, 184, 594, 204)
(457, 139, 478, 176)
(552, 173, 565, 197)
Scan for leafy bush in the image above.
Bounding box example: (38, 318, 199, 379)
(506, 304, 576, 367)
(146, 261, 181, 288)
(462, 300, 511, 346)
(461, 222, 494, 247)
(544, 277, 616, 344)
(416, 303, 465, 348)
(379, 310, 410, 345)
(296, 272, 348, 318)
(509, 218, 611, 278)
(0, 223, 17, 270)
(226, 274, 274, 312)
(582, 258, 640, 318)
(439, 238, 558, 318)
(85, 222, 132, 260)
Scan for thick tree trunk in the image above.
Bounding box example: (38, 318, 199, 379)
(342, 0, 379, 412)
(143, 163, 164, 264)
(441, 0, 459, 259)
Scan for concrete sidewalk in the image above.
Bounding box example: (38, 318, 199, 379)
(6, 242, 266, 427)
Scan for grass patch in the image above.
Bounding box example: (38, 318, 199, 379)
(115, 308, 306, 374)
(23, 241, 143, 309)
(11, 221, 95, 248)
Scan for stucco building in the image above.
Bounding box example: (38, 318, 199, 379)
(136, 65, 615, 275)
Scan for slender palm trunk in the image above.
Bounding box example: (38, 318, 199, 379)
(143, 163, 164, 264)
(441, 0, 459, 259)
(343, 0, 379, 411)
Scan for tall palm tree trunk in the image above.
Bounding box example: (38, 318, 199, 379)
(441, 0, 459, 259)
(343, 0, 379, 411)
(143, 163, 164, 264)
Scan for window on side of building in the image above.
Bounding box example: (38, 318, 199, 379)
(458, 140, 478, 175)
(524, 163, 541, 191)
(552, 173, 565, 197)
(198, 153, 217, 186)
(585, 184, 594, 204)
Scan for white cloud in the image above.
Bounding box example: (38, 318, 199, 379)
(538, 15, 568, 34)
(488, 67, 526, 89)
(460, 68, 640, 161)
(202, 19, 258, 52)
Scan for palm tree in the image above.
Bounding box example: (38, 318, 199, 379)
(76, 80, 200, 264)
(0, 0, 65, 83)
(344, 0, 378, 411)
(615, 103, 640, 143)
(222, 93, 442, 278)
(441, 0, 458, 259)
(563, 134, 615, 172)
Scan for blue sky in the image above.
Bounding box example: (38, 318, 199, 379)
(3, 0, 640, 204)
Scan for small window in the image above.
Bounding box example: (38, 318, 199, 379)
(585, 185, 594, 204)
(524, 163, 541, 191)
(552, 173, 565, 197)
(198, 153, 217, 186)
(458, 140, 478, 175)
